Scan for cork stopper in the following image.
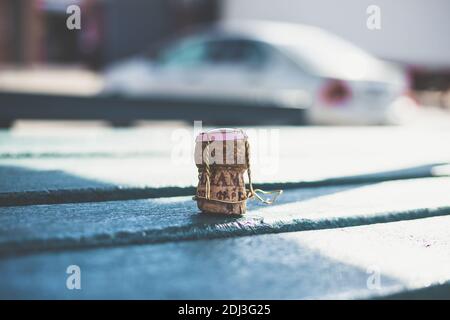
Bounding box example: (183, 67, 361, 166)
(195, 128, 249, 215)
(194, 128, 248, 169)
(195, 128, 247, 142)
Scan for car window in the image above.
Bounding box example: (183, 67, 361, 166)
(205, 40, 267, 68)
(157, 41, 207, 67)
(157, 39, 267, 69)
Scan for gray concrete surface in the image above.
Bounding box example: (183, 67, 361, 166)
(1, 178, 449, 256)
(1, 125, 450, 299)
(1, 126, 449, 193)
(1, 215, 449, 299)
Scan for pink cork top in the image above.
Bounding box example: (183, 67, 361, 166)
(196, 128, 247, 142)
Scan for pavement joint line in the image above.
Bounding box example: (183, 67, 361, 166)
(0, 172, 448, 207)
(1, 205, 450, 258)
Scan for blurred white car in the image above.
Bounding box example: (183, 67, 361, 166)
(102, 20, 414, 125)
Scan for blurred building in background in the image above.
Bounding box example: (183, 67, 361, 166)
(0, 0, 219, 69)
(0, 0, 43, 65)
(0, 0, 448, 101)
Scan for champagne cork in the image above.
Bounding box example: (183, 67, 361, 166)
(194, 128, 249, 215)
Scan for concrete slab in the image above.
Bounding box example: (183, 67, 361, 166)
(1, 126, 449, 194)
(1, 177, 449, 255)
(1, 215, 449, 299)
